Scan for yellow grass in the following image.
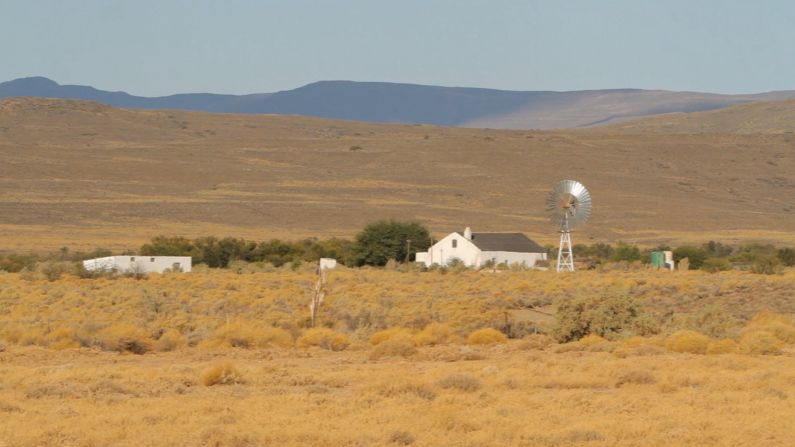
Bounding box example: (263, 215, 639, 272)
(1, 268, 795, 445)
(2, 344, 795, 446)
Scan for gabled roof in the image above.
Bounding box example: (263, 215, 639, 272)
(469, 233, 546, 253)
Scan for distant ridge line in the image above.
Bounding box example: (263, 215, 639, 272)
(2, 76, 795, 129)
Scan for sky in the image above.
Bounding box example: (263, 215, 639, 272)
(1, 0, 794, 96)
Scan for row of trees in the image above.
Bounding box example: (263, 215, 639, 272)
(139, 220, 431, 268)
(570, 241, 795, 272)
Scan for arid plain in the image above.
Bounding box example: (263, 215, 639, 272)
(2, 98, 795, 446)
(1, 97, 795, 251)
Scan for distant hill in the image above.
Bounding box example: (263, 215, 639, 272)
(2, 96, 795, 251)
(601, 99, 795, 134)
(2, 76, 795, 129)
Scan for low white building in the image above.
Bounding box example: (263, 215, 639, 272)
(83, 256, 192, 274)
(415, 227, 547, 268)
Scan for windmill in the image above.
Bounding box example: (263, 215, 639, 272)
(546, 180, 592, 272)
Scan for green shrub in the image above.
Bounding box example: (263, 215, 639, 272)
(352, 220, 430, 266)
(751, 256, 782, 275)
(612, 243, 642, 263)
(778, 248, 795, 266)
(673, 246, 708, 270)
(551, 292, 656, 342)
(701, 257, 731, 273)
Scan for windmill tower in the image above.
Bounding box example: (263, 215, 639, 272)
(546, 180, 592, 272)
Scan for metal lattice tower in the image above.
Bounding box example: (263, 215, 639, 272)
(546, 180, 592, 272)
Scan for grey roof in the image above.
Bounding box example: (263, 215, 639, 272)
(469, 233, 546, 253)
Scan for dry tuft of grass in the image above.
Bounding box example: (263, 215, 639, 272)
(467, 328, 508, 345)
(154, 329, 187, 352)
(739, 331, 783, 355)
(96, 324, 153, 354)
(706, 339, 739, 355)
(370, 333, 417, 359)
(297, 328, 350, 351)
(202, 362, 245, 386)
(666, 330, 711, 354)
(436, 373, 482, 392)
(413, 323, 459, 346)
(369, 327, 413, 345)
(616, 370, 657, 387)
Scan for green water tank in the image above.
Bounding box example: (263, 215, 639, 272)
(651, 251, 665, 268)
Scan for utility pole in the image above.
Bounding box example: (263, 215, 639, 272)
(404, 239, 412, 263)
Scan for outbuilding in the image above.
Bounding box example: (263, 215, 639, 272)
(415, 227, 547, 268)
(83, 256, 192, 274)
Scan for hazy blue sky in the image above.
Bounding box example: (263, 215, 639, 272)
(2, 0, 794, 95)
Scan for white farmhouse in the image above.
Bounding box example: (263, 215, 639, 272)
(83, 256, 192, 274)
(415, 227, 547, 268)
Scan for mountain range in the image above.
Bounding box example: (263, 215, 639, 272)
(2, 76, 795, 129)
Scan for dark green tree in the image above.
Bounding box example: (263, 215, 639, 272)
(612, 243, 642, 263)
(673, 246, 708, 270)
(140, 236, 195, 257)
(353, 220, 430, 266)
(777, 247, 795, 267)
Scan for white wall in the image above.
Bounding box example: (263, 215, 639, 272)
(83, 256, 192, 273)
(479, 251, 547, 268)
(417, 232, 481, 267)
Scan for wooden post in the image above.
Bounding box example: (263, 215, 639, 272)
(310, 268, 327, 328)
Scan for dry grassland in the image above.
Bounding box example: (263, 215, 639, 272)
(2, 98, 795, 251)
(2, 269, 795, 446)
(3, 344, 795, 447)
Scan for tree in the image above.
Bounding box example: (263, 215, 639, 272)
(140, 236, 195, 257)
(673, 246, 708, 270)
(612, 243, 642, 263)
(352, 220, 430, 266)
(777, 248, 795, 267)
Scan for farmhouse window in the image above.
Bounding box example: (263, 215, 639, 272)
(452, 239, 457, 248)
(150, 257, 155, 262)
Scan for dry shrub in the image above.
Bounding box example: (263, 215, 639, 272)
(748, 311, 791, 326)
(613, 344, 666, 358)
(202, 362, 245, 386)
(706, 339, 738, 355)
(740, 331, 783, 355)
(389, 430, 415, 445)
(97, 324, 153, 354)
(616, 370, 656, 386)
(297, 328, 350, 351)
(666, 330, 711, 354)
(467, 328, 507, 345)
(742, 313, 795, 344)
(370, 333, 417, 359)
(516, 334, 554, 350)
(622, 336, 648, 348)
(378, 381, 436, 400)
(369, 327, 412, 346)
(413, 323, 459, 346)
(578, 334, 606, 346)
(436, 373, 482, 392)
(209, 322, 293, 349)
(155, 329, 187, 352)
(46, 326, 80, 350)
(562, 430, 605, 443)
